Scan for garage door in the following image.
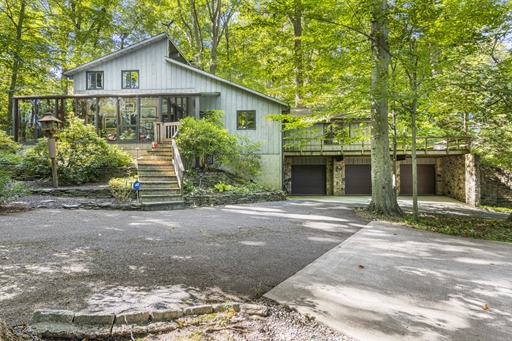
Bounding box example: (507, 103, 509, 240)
(291, 165, 326, 195)
(345, 165, 372, 195)
(400, 164, 436, 195)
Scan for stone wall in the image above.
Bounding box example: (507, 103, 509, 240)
(283, 158, 292, 194)
(184, 191, 286, 207)
(326, 158, 333, 195)
(30, 187, 114, 198)
(465, 154, 480, 206)
(436, 155, 466, 202)
(480, 164, 512, 207)
(333, 159, 344, 196)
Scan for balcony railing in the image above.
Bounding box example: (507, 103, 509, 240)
(283, 136, 471, 155)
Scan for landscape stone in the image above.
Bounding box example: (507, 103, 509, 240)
(115, 311, 151, 325)
(73, 312, 115, 326)
(240, 304, 268, 316)
(151, 309, 184, 322)
(30, 309, 74, 324)
(184, 305, 213, 315)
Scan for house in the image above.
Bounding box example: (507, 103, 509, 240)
(12, 33, 289, 190)
(13, 33, 489, 207)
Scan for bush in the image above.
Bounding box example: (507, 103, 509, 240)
(108, 176, 137, 202)
(176, 111, 262, 178)
(18, 114, 133, 185)
(176, 110, 236, 170)
(0, 169, 30, 206)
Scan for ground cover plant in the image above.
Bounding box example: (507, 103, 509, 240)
(356, 209, 512, 243)
(18, 114, 132, 185)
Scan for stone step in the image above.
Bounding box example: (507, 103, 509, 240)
(140, 181, 179, 190)
(138, 160, 173, 166)
(138, 176, 177, 183)
(137, 165, 175, 172)
(139, 155, 173, 161)
(142, 201, 185, 211)
(139, 188, 181, 196)
(140, 194, 183, 203)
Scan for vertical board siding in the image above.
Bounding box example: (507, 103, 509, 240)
(71, 39, 285, 156)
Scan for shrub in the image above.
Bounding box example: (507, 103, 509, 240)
(0, 169, 30, 206)
(108, 176, 137, 202)
(176, 110, 262, 178)
(18, 114, 133, 185)
(176, 110, 237, 170)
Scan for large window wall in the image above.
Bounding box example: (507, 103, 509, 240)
(15, 95, 192, 143)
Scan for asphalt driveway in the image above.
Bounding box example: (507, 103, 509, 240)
(0, 200, 368, 325)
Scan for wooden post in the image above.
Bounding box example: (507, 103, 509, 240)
(48, 136, 58, 188)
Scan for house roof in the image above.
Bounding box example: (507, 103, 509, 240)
(63, 33, 189, 77)
(165, 57, 289, 107)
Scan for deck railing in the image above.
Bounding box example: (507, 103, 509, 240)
(154, 122, 180, 143)
(172, 138, 185, 191)
(283, 136, 471, 154)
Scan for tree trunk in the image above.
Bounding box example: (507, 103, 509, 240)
(6, 0, 26, 134)
(288, 7, 304, 108)
(367, 0, 404, 217)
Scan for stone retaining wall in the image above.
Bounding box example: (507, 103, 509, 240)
(436, 155, 466, 202)
(481, 164, 512, 207)
(185, 191, 287, 207)
(31, 187, 113, 198)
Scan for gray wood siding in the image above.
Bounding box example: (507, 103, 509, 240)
(73, 39, 169, 94)
(71, 40, 285, 156)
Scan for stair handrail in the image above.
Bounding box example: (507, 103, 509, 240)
(171, 134, 185, 193)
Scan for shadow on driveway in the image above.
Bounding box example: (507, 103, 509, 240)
(0, 200, 367, 325)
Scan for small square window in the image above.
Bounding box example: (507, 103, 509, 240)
(122, 70, 139, 89)
(86, 71, 104, 90)
(237, 110, 256, 130)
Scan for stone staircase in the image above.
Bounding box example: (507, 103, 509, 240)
(137, 143, 185, 210)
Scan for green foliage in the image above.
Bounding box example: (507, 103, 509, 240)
(358, 209, 512, 243)
(214, 182, 233, 192)
(0, 131, 21, 153)
(108, 176, 137, 202)
(183, 177, 195, 194)
(0, 169, 30, 206)
(18, 114, 133, 185)
(222, 135, 262, 179)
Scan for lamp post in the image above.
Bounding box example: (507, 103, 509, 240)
(38, 114, 63, 188)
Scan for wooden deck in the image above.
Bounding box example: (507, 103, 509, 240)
(283, 136, 471, 157)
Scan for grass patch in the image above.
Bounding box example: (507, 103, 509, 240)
(481, 205, 512, 213)
(356, 209, 512, 242)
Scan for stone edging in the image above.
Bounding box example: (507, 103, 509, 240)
(29, 188, 287, 211)
(25, 303, 268, 339)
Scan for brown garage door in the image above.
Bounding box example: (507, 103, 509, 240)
(345, 165, 372, 195)
(400, 164, 436, 195)
(291, 165, 326, 195)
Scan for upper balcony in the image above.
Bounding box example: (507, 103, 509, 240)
(282, 124, 471, 157)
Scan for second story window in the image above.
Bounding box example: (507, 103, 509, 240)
(122, 70, 139, 89)
(237, 110, 256, 130)
(86, 71, 103, 90)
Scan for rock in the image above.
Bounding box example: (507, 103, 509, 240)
(0, 318, 31, 341)
(184, 305, 213, 315)
(62, 204, 81, 209)
(151, 309, 183, 322)
(240, 304, 268, 316)
(30, 309, 74, 324)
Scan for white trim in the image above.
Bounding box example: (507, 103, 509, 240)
(164, 57, 289, 107)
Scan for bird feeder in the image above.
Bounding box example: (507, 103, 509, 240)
(38, 114, 63, 135)
(38, 114, 63, 188)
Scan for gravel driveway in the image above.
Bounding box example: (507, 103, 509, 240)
(0, 200, 368, 326)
